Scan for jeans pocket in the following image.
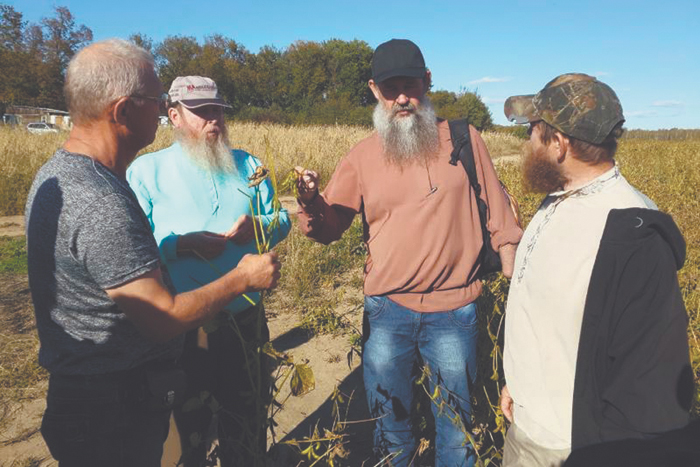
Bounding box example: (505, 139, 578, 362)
(364, 295, 388, 320)
(41, 409, 90, 461)
(447, 302, 479, 329)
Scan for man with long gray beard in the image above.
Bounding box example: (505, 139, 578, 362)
(127, 76, 290, 466)
(295, 39, 522, 466)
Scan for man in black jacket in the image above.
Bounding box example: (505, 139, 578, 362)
(498, 73, 694, 466)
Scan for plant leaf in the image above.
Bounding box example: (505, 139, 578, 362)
(290, 363, 315, 396)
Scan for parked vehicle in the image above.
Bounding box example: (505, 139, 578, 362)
(27, 122, 59, 134)
(2, 114, 19, 126)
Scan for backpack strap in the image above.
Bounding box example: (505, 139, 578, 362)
(448, 118, 481, 200)
(448, 118, 498, 283)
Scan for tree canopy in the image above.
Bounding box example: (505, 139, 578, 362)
(0, 4, 91, 110)
(1, 4, 492, 128)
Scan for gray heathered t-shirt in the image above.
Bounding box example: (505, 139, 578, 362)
(25, 149, 183, 375)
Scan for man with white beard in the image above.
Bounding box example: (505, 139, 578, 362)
(295, 39, 522, 467)
(127, 76, 290, 466)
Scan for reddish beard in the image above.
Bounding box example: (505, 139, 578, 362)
(521, 142, 569, 194)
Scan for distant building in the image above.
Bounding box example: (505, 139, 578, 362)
(1, 114, 19, 126)
(4, 105, 71, 129)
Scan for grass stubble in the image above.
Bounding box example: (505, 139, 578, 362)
(0, 124, 698, 465)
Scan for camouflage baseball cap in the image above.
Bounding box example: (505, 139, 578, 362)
(504, 73, 624, 144)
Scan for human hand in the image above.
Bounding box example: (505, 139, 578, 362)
(237, 252, 281, 291)
(500, 384, 514, 423)
(225, 214, 258, 245)
(295, 166, 320, 204)
(177, 231, 228, 259)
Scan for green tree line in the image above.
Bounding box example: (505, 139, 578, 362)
(0, 4, 493, 128)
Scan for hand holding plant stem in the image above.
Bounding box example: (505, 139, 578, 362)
(236, 252, 281, 291)
(294, 166, 320, 204)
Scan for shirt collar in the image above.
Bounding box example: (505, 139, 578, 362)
(548, 163, 620, 200)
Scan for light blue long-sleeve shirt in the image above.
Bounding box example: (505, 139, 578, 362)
(126, 142, 290, 315)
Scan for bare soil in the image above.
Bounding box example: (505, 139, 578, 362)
(0, 273, 52, 466)
(0, 216, 24, 238)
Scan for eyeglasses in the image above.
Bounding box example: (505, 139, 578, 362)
(130, 92, 170, 110)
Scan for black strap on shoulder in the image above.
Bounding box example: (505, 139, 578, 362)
(448, 118, 481, 200)
(448, 118, 496, 283)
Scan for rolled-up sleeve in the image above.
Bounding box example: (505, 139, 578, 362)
(470, 126, 523, 250)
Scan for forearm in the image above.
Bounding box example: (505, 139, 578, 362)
(108, 266, 254, 344)
(297, 194, 355, 244)
(165, 267, 250, 337)
(499, 243, 517, 279)
(175, 233, 200, 256)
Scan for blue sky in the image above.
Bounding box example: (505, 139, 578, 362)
(11, 0, 700, 130)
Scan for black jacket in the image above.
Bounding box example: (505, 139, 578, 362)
(571, 208, 694, 450)
(565, 419, 700, 467)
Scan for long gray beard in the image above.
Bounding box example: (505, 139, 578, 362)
(373, 96, 440, 168)
(176, 126, 235, 174)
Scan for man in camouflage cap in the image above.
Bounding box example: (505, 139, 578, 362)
(499, 73, 693, 466)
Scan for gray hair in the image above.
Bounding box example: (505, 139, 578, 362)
(64, 38, 155, 124)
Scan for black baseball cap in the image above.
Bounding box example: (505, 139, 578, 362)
(371, 39, 427, 83)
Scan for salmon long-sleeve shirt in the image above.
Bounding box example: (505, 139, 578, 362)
(298, 120, 522, 312)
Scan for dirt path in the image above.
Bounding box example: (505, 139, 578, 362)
(0, 216, 24, 237)
(160, 301, 372, 467)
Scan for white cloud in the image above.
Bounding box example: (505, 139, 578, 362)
(593, 71, 609, 77)
(651, 100, 684, 108)
(627, 110, 658, 118)
(467, 76, 512, 85)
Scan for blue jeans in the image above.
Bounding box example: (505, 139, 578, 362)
(363, 296, 478, 467)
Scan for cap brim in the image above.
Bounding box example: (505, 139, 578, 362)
(504, 94, 539, 124)
(373, 67, 426, 83)
(178, 99, 232, 109)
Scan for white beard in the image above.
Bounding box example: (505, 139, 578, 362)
(373, 95, 440, 168)
(176, 126, 235, 174)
